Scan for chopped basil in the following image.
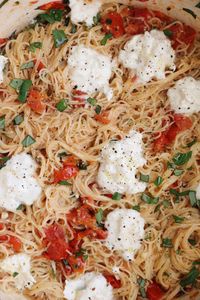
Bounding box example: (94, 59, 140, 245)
(100, 33, 112, 45)
(137, 278, 146, 298)
(154, 176, 163, 187)
(188, 239, 197, 246)
(173, 215, 185, 223)
(22, 135, 36, 147)
(163, 29, 173, 37)
(176, 249, 181, 255)
(141, 193, 159, 205)
(18, 79, 32, 103)
(38, 9, 63, 24)
(20, 61, 34, 70)
(71, 24, 77, 33)
(0, 157, 9, 169)
(58, 180, 72, 186)
(52, 29, 68, 48)
(83, 254, 88, 261)
(140, 173, 149, 183)
(9, 78, 24, 90)
(180, 267, 199, 287)
(167, 161, 176, 170)
(56, 99, 68, 112)
(174, 169, 184, 176)
(13, 114, 24, 125)
(189, 191, 199, 207)
(13, 272, 19, 277)
(162, 238, 173, 248)
(132, 205, 140, 212)
(16, 204, 25, 210)
(58, 151, 67, 158)
(0, 116, 5, 130)
(29, 42, 42, 53)
(93, 12, 101, 25)
(75, 248, 86, 257)
(186, 138, 197, 147)
(112, 192, 122, 200)
(95, 208, 103, 224)
(196, 2, 200, 8)
(65, 17, 70, 26)
(87, 97, 97, 106)
(183, 8, 197, 19)
(163, 200, 170, 208)
(172, 151, 192, 166)
(77, 161, 88, 170)
(95, 105, 102, 114)
(193, 261, 200, 265)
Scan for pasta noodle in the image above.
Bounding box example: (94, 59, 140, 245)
(0, 2, 199, 300)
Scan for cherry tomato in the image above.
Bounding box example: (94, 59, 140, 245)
(0, 235, 22, 252)
(104, 274, 122, 289)
(33, 59, 45, 72)
(147, 281, 164, 300)
(38, 1, 65, 10)
(101, 12, 125, 38)
(27, 88, 46, 114)
(167, 23, 196, 49)
(53, 165, 78, 183)
(95, 111, 110, 124)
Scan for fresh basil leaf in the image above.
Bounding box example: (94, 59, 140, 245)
(142, 193, 159, 204)
(75, 248, 86, 257)
(52, 29, 68, 48)
(112, 192, 122, 200)
(137, 278, 146, 298)
(162, 238, 173, 248)
(16, 204, 25, 210)
(132, 205, 140, 212)
(172, 151, 192, 166)
(163, 29, 173, 37)
(50, 9, 63, 21)
(13, 114, 24, 125)
(0, 156, 9, 169)
(20, 61, 34, 70)
(173, 215, 185, 223)
(163, 200, 170, 208)
(77, 161, 88, 170)
(22, 135, 36, 147)
(58, 180, 72, 186)
(83, 254, 88, 261)
(100, 33, 112, 45)
(9, 78, 24, 90)
(167, 161, 176, 170)
(13, 272, 19, 277)
(71, 24, 77, 33)
(39, 13, 55, 23)
(174, 169, 184, 176)
(189, 191, 198, 207)
(140, 174, 149, 183)
(29, 42, 42, 53)
(0, 115, 5, 129)
(87, 97, 97, 106)
(154, 176, 163, 187)
(18, 79, 32, 103)
(186, 138, 197, 147)
(180, 267, 200, 287)
(95, 105, 102, 114)
(93, 12, 101, 25)
(188, 239, 197, 246)
(183, 8, 197, 19)
(58, 151, 68, 158)
(56, 99, 68, 112)
(95, 208, 103, 224)
(170, 189, 190, 197)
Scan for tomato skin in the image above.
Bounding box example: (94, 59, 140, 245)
(44, 224, 69, 261)
(0, 235, 22, 252)
(33, 59, 45, 72)
(68, 255, 85, 273)
(104, 274, 122, 289)
(95, 111, 110, 124)
(53, 166, 78, 183)
(147, 282, 164, 300)
(101, 12, 125, 38)
(174, 114, 192, 130)
(0, 38, 7, 47)
(167, 23, 196, 49)
(38, 1, 65, 10)
(27, 88, 46, 114)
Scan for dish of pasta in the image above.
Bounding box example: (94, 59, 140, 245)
(0, 0, 199, 299)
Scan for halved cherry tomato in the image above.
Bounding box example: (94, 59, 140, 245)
(125, 20, 147, 35)
(147, 281, 164, 300)
(33, 59, 45, 72)
(44, 224, 69, 261)
(63, 156, 77, 167)
(104, 274, 122, 289)
(101, 12, 125, 38)
(0, 235, 22, 252)
(67, 255, 85, 273)
(53, 156, 79, 184)
(0, 38, 7, 47)
(95, 111, 110, 124)
(27, 88, 46, 114)
(167, 23, 196, 49)
(67, 205, 97, 229)
(153, 114, 192, 152)
(38, 1, 65, 10)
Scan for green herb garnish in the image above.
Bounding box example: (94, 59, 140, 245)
(137, 278, 146, 298)
(58, 180, 72, 186)
(188, 239, 197, 246)
(180, 267, 200, 287)
(140, 174, 149, 183)
(38, 9, 63, 24)
(132, 205, 140, 212)
(13, 272, 19, 277)
(0, 157, 9, 169)
(71, 24, 77, 33)
(189, 191, 199, 207)
(112, 192, 122, 200)
(173, 215, 185, 223)
(141, 193, 159, 205)
(56, 99, 68, 112)
(162, 238, 173, 248)
(186, 138, 197, 147)
(9, 78, 24, 90)
(22, 135, 36, 147)
(13, 114, 24, 125)
(87, 97, 97, 106)
(174, 169, 184, 176)
(20, 61, 34, 70)
(95, 208, 103, 224)
(100, 33, 112, 45)
(18, 79, 32, 103)
(163, 29, 173, 37)
(93, 12, 101, 25)
(95, 105, 102, 114)
(163, 200, 170, 208)
(52, 29, 68, 48)
(77, 161, 88, 170)
(0, 116, 5, 130)
(29, 42, 42, 53)
(154, 176, 163, 187)
(172, 151, 192, 166)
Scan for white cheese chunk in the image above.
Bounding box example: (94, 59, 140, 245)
(167, 77, 200, 114)
(64, 272, 113, 300)
(97, 130, 146, 194)
(196, 184, 200, 200)
(105, 208, 145, 261)
(119, 29, 176, 84)
(0, 55, 8, 83)
(0, 254, 35, 291)
(69, 0, 101, 26)
(0, 153, 42, 212)
(68, 45, 113, 100)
